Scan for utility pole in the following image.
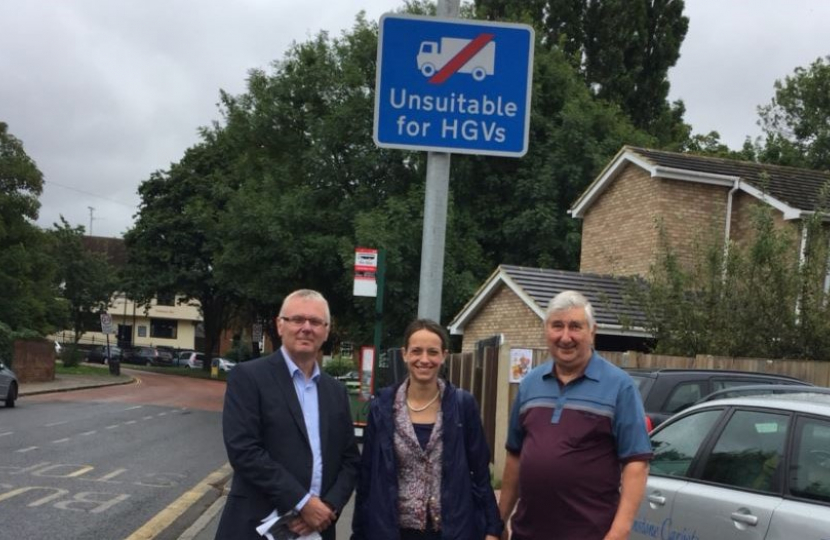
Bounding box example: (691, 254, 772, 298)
(87, 206, 96, 236)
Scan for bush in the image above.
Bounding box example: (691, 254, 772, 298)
(60, 344, 84, 368)
(323, 356, 356, 378)
(224, 341, 253, 363)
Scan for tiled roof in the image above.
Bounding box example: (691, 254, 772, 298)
(629, 146, 829, 212)
(499, 265, 647, 329)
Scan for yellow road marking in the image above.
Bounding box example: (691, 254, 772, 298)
(124, 462, 231, 540)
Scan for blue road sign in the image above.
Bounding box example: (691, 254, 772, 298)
(374, 14, 535, 157)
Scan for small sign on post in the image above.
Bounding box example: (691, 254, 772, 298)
(354, 247, 379, 297)
(100, 313, 113, 335)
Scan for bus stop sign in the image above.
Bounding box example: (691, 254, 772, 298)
(374, 14, 534, 157)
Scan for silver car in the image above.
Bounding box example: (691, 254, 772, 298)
(0, 361, 19, 408)
(632, 389, 830, 540)
(177, 351, 205, 369)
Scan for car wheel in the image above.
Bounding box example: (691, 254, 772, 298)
(5, 382, 17, 408)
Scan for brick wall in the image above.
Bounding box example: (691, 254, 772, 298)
(656, 178, 729, 271)
(580, 163, 731, 277)
(730, 191, 801, 257)
(580, 164, 660, 276)
(460, 284, 546, 353)
(12, 339, 55, 383)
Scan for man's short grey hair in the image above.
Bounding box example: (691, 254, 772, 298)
(546, 290, 596, 329)
(280, 289, 331, 324)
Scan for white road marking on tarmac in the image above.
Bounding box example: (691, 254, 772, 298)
(16, 446, 38, 453)
(45, 421, 69, 427)
(51, 438, 70, 444)
(80, 430, 96, 436)
(105, 425, 119, 429)
(0, 432, 12, 437)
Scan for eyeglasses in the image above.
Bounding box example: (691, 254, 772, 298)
(279, 315, 328, 328)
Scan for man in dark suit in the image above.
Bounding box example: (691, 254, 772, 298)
(216, 289, 360, 540)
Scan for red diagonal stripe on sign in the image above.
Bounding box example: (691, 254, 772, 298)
(429, 33, 495, 85)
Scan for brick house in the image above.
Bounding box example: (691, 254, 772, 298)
(571, 146, 830, 278)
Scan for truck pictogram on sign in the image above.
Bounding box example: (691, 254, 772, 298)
(417, 34, 496, 82)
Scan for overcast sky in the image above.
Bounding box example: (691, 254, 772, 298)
(1, 1, 828, 238)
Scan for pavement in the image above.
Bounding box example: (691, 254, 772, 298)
(17, 370, 358, 540)
(18, 369, 135, 397)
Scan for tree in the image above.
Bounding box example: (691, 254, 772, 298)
(474, 0, 690, 145)
(634, 202, 830, 360)
(0, 122, 66, 360)
(450, 38, 653, 270)
(758, 56, 830, 170)
(123, 138, 240, 370)
(50, 217, 117, 358)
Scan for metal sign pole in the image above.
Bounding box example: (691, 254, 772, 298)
(417, 0, 460, 322)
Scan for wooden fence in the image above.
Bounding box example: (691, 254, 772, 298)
(599, 350, 830, 387)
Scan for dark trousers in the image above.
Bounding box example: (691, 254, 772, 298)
(400, 528, 441, 540)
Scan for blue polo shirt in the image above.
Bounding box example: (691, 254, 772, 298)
(506, 351, 652, 540)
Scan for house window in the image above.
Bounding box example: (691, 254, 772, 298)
(150, 319, 177, 339)
(156, 292, 176, 306)
(137, 326, 147, 337)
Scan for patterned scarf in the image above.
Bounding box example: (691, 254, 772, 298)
(393, 378, 445, 531)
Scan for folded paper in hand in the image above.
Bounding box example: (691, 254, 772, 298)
(256, 509, 322, 540)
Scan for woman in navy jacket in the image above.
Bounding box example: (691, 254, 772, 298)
(351, 319, 503, 540)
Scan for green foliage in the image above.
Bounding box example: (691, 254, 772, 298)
(635, 200, 830, 360)
(0, 122, 67, 340)
(59, 343, 84, 368)
(473, 0, 690, 146)
(49, 217, 117, 345)
(124, 138, 240, 369)
(0, 322, 40, 366)
(758, 56, 830, 170)
(124, 7, 693, 351)
(323, 356, 357, 378)
(223, 340, 252, 363)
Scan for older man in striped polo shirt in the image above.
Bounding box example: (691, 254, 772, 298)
(498, 290, 652, 540)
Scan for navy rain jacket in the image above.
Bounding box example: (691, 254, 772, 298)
(351, 380, 503, 540)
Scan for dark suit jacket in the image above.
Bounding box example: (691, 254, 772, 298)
(215, 351, 360, 540)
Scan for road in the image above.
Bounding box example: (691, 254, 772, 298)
(0, 370, 228, 540)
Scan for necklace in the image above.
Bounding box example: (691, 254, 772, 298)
(406, 391, 441, 412)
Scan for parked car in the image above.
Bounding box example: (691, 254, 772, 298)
(625, 368, 812, 429)
(632, 388, 830, 540)
(336, 370, 360, 391)
(177, 351, 205, 369)
(86, 345, 122, 364)
(213, 357, 236, 372)
(123, 346, 174, 367)
(0, 361, 18, 408)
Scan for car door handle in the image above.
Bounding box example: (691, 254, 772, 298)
(730, 512, 759, 526)
(647, 494, 666, 505)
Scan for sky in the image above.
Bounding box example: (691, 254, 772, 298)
(1, 0, 828, 239)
